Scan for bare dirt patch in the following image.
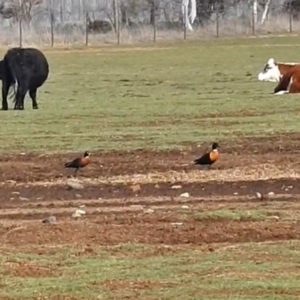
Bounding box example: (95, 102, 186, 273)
(0, 134, 300, 184)
(2, 260, 62, 278)
(99, 279, 176, 291)
(0, 134, 299, 281)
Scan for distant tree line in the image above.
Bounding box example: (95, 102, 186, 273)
(0, 0, 297, 30)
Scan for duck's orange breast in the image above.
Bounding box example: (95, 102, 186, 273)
(209, 151, 219, 163)
(80, 157, 91, 167)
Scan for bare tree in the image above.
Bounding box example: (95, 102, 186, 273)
(0, 0, 43, 24)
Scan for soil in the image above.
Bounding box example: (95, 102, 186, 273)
(0, 135, 300, 259)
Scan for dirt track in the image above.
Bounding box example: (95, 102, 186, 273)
(1, 135, 300, 247)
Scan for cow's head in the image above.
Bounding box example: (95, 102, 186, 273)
(258, 58, 281, 82)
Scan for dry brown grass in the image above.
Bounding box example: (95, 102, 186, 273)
(2, 163, 298, 187)
(0, 14, 298, 48)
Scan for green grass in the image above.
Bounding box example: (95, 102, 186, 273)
(1, 241, 300, 299)
(2, 35, 300, 153)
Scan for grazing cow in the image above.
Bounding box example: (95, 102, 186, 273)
(273, 65, 300, 95)
(0, 47, 49, 110)
(258, 58, 299, 82)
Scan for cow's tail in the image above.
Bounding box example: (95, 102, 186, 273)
(9, 84, 17, 102)
(274, 73, 292, 94)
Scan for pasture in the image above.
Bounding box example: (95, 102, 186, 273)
(1, 36, 300, 300)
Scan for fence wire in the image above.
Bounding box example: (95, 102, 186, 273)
(0, 0, 297, 47)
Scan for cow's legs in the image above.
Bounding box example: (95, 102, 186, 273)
(29, 88, 38, 109)
(1, 81, 9, 110)
(14, 85, 27, 110)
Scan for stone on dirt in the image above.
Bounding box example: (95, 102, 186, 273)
(180, 192, 190, 198)
(6, 180, 17, 186)
(144, 208, 154, 214)
(72, 209, 86, 218)
(129, 184, 141, 193)
(12, 191, 20, 195)
(75, 194, 82, 199)
(255, 192, 262, 199)
(42, 216, 56, 224)
(171, 222, 183, 226)
(181, 205, 189, 209)
(268, 191, 275, 197)
(19, 196, 29, 201)
(67, 181, 84, 190)
(171, 185, 182, 189)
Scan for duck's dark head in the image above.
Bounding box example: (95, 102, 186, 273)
(83, 151, 90, 157)
(212, 143, 219, 151)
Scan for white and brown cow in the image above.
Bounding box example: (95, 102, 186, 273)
(273, 65, 300, 95)
(258, 58, 299, 83)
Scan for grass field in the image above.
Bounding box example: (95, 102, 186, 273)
(1, 36, 300, 153)
(1, 36, 300, 300)
(2, 239, 300, 300)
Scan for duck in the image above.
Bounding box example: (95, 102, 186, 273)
(64, 151, 91, 176)
(194, 142, 219, 169)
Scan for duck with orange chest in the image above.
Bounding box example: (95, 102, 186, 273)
(64, 151, 91, 176)
(194, 142, 219, 169)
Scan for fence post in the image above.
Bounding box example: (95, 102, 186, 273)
(251, 5, 255, 35)
(153, 6, 156, 42)
(289, 2, 293, 33)
(18, 18, 22, 47)
(50, 10, 54, 47)
(216, 3, 219, 38)
(85, 12, 89, 46)
(183, 4, 187, 40)
(117, 3, 120, 44)
(113, 0, 120, 44)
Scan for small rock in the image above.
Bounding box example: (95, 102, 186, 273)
(6, 180, 17, 185)
(181, 205, 189, 209)
(67, 181, 84, 190)
(268, 192, 275, 197)
(171, 222, 183, 226)
(267, 215, 280, 220)
(79, 205, 85, 208)
(42, 216, 56, 224)
(12, 191, 20, 195)
(144, 208, 154, 214)
(75, 194, 82, 199)
(180, 192, 190, 198)
(72, 209, 86, 218)
(287, 185, 293, 189)
(255, 192, 262, 199)
(171, 185, 182, 189)
(154, 184, 160, 188)
(233, 192, 238, 195)
(129, 184, 141, 193)
(20, 152, 26, 156)
(19, 197, 29, 201)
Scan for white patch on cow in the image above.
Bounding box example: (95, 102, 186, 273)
(258, 58, 281, 82)
(275, 90, 288, 95)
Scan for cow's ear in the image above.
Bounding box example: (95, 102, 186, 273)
(267, 58, 275, 66)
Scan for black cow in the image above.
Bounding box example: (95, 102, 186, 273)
(0, 47, 49, 110)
